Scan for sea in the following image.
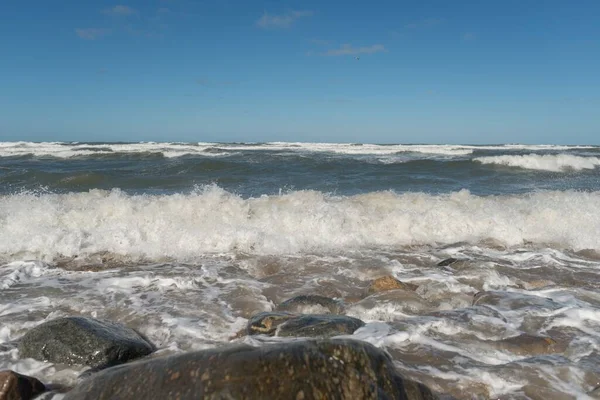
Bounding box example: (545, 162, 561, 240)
(1, 141, 600, 399)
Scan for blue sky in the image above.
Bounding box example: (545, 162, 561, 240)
(1, 0, 599, 144)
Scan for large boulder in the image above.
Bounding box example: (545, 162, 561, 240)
(0, 370, 45, 400)
(276, 295, 345, 315)
(247, 312, 365, 338)
(63, 339, 439, 400)
(18, 317, 155, 369)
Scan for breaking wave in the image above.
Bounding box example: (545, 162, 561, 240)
(1, 186, 599, 262)
(474, 154, 600, 172)
(2, 141, 595, 159)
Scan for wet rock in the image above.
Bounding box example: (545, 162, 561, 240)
(247, 311, 297, 336)
(472, 291, 560, 311)
(492, 333, 557, 356)
(436, 258, 459, 267)
(0, 370, 45, 400)
(18, 317, 155, 369)
(247, 312, 365, 338)
(277, 315, 365, 338)
(353, 290, 430, 317)
(515, 280, 555, 290)
(276, 295, 344, 315)
(63, 339, 439, 400)
(368, 275, 418, 294)
(427, 305, 507, 324)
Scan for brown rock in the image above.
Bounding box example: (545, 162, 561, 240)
(493, 334, 557, 356)
(63, 339, 439, 400)
(368, 275, 417, 294)
(0, 370, 45, 400)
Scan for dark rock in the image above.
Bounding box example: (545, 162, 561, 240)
(276, 295, 344, 315)
(436, 258, 459, 267)
(0, 370, 45, 400)
(247, 312, 365, 338)
(63, 339, 439, 400)
(18, 317, 155, 369)
(368, 276, 418, 294)
(246, 311, 297, 335)
(277, 315, 365, 338)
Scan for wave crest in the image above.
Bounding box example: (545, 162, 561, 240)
(474, 154, 600, 172)
(1, 187, 600, 262)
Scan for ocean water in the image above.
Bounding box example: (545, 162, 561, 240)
(1, 141, 600, 399)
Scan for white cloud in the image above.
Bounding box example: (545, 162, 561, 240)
(256, 10, 313, 29)
(103, 5, 137, 16)
(462, 32, 476, 41)
(75, 28, 111, 40)
(325, 44, 387, 56)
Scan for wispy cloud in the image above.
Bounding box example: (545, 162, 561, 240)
(103, 5, 137, 17)
(462, 32, 476, 41)
(256, 10, 313, 29)
(404, 18, 442, 29)
(75, 28, 111, 40)
(324, 44, 387, 56)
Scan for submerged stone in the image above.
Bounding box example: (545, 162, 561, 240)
(63, 339, 439, 400)
(367, 276, 418, 294)
(278, 314, 365, 338)
(436, 258, 459, 267)
(276, 295, 345, 315)
(493, 333, 557, 356)
(472, 291, 560, 311)
(18, 317, 155, 369)
(246, 311, 298, 335)
(0, 370, 46, 400)
(247, 312, 365, 338)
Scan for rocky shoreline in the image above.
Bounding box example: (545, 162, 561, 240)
(0, 270, 572, 399)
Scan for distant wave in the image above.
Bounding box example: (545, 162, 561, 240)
(474, 154, 600, 172)
(1, 186, 599, 262)
(3, 141, 596, 159)
(0, 142, 228, 159)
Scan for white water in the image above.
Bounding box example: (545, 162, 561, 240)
(1, 141, 596, 159)
(475, 154, 600, 172)
(1, 186, 600, 263)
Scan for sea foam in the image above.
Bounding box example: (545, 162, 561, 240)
(1, 186, 599, 262)
(474, 154, 600, 172)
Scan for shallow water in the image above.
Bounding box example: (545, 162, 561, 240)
(1, 142, 600, 399)
(2, 246, 600, 398)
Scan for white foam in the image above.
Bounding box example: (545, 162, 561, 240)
(0, 141, 226, 158)
(474, 154, 600, 172)
(0, 261, 54, 289)
(1, 187, 600, 262)
(1, 141, 598, 159)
